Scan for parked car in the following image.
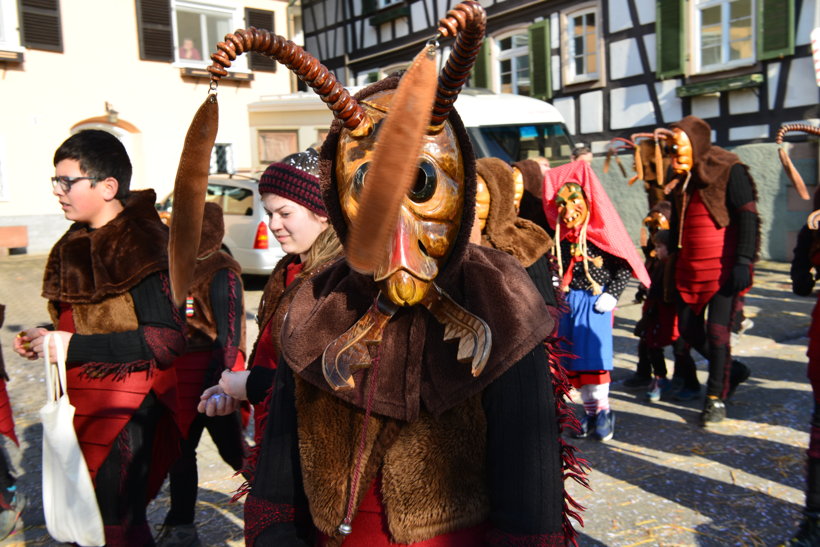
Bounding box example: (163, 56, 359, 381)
(156, 174, 285, 275)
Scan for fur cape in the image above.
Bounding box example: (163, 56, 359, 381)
(42, 190, 168, 303)
(478, 157, 552, 268)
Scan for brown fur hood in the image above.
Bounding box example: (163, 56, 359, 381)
(478, 157, 552, 268)
(42, 189, 169, 303)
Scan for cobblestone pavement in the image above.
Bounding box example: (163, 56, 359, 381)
(0, 255, 813, 546)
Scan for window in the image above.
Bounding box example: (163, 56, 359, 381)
(258, 130, 298, 164)
(696, 0, 753, 72)
(563, 6, 600, 84)
(378, 0, 402, 8)
(471, 21, 552, 100)
(174, 1, 232, 65)
(206, 184, 253, 216)
(656, 0, 794, 78)
(497, 32, 530, 96)
(0, 0, 22, 52)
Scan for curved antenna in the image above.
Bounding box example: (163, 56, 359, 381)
(604, 137, 633, 176)
(775, 122, 817, 201)
(430, 1, 487, 126)
(208, 28, 372, 135)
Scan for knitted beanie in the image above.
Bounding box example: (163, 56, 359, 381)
(259, 149, 327, 216)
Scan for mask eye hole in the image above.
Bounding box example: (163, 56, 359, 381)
(409, 161, 437, 203)
(353, 162, 369, 194)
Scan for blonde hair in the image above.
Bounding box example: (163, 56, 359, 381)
(301, 222, 343, 275)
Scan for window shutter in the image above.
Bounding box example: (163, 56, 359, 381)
(758, 0, 794, 60)
(528, 20, 551, 100)
(656, 0, 684, 78)
(18, 0, 63, 52)
(471, 41, 491, 89)
(246, 8, 276, 72)
(362, 0, 377, 16)
(135, 0, 173, 62)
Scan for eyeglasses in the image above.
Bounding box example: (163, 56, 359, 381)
(50, 176, 101, 193)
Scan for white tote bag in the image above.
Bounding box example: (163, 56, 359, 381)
(39, 333, 105, 546)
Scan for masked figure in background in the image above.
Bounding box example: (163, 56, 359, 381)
(512, 158, 553, 237)
(783, 122, 820, 546)
(544, 160, 650, 442)
(625, 202, 699, 402)
(157, 202, 247, 547)
(663, 116, 757, 426)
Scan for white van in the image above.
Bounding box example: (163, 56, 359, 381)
(247, 87, 574, 168)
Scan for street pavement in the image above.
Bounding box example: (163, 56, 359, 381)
(0, 255, 814, 546)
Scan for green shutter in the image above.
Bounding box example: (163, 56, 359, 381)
(656, 0, 684, 78)
(362, 0, 377, 16)
(471, 41, 491, 89)
(758, 0, 794, 60)
(528, 19, 551, 100)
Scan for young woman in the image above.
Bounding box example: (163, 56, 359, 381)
(197, 148, 342, 543)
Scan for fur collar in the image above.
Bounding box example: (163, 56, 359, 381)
(42, 190, 169, 303)
(280, 244, 552, 422)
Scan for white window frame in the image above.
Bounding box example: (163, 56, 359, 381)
(0, 0, 23, 53)
(171, 0, 249, 71)
(561, 3, 602, 86)
(692, 0, 756, 75)
(493, 28, 531, 96)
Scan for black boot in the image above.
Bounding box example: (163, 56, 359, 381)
(700, 396, 726, 427)
(726, 360, 751, 400)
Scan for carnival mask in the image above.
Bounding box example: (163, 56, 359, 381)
(670, 128, 693, 174)
(643, 210, 670, 234)
(334, 90, 465, 307)
(475, 173, 490, 231)
(511, 167, 524, 212)
(555, 182, 589, 229)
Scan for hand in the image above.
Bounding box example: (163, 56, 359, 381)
(731, 263, 752, 292)
(13, 328, 45, 359)
(197, 386, 239, 417)
(218, 369, 250, 401)
(594, 292, 618, 313)
(30, 330, 72, 363)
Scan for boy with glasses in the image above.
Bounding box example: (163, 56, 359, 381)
(14, 129, 185, 545)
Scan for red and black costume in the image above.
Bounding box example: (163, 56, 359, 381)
(41, 189, 186, 545)
(667, 116, 758, 422)
(163, 203, 247, 528)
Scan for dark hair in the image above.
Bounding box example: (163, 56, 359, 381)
(53, 130, 132, 201)
(571, 146, 592, 159)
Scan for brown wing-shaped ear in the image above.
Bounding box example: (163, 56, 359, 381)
(345, 45, 439, 274)
(169, 95, 219, 306)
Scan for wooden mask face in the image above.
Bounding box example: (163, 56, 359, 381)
(335, 89, 465, 306)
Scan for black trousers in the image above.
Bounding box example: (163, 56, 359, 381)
(676, 284, 742, 398)
(95, 391, 163, 527)
(165, 411, 246, 525)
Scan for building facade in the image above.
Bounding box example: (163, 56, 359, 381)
(0, 0, 296, 253)
(298, 0, 819, 260)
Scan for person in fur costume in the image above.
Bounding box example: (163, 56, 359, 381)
(173, 4, 583, 543)
(197, 150, 344, 541)
(543, 160, 650, 442)
(157, 202, 247, 547)
(512, 158, 553, 237)
(13, 130, 185, 546)
(662, 115, 756, 426)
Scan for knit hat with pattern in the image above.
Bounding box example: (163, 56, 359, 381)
(259, 149, 327, 216)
